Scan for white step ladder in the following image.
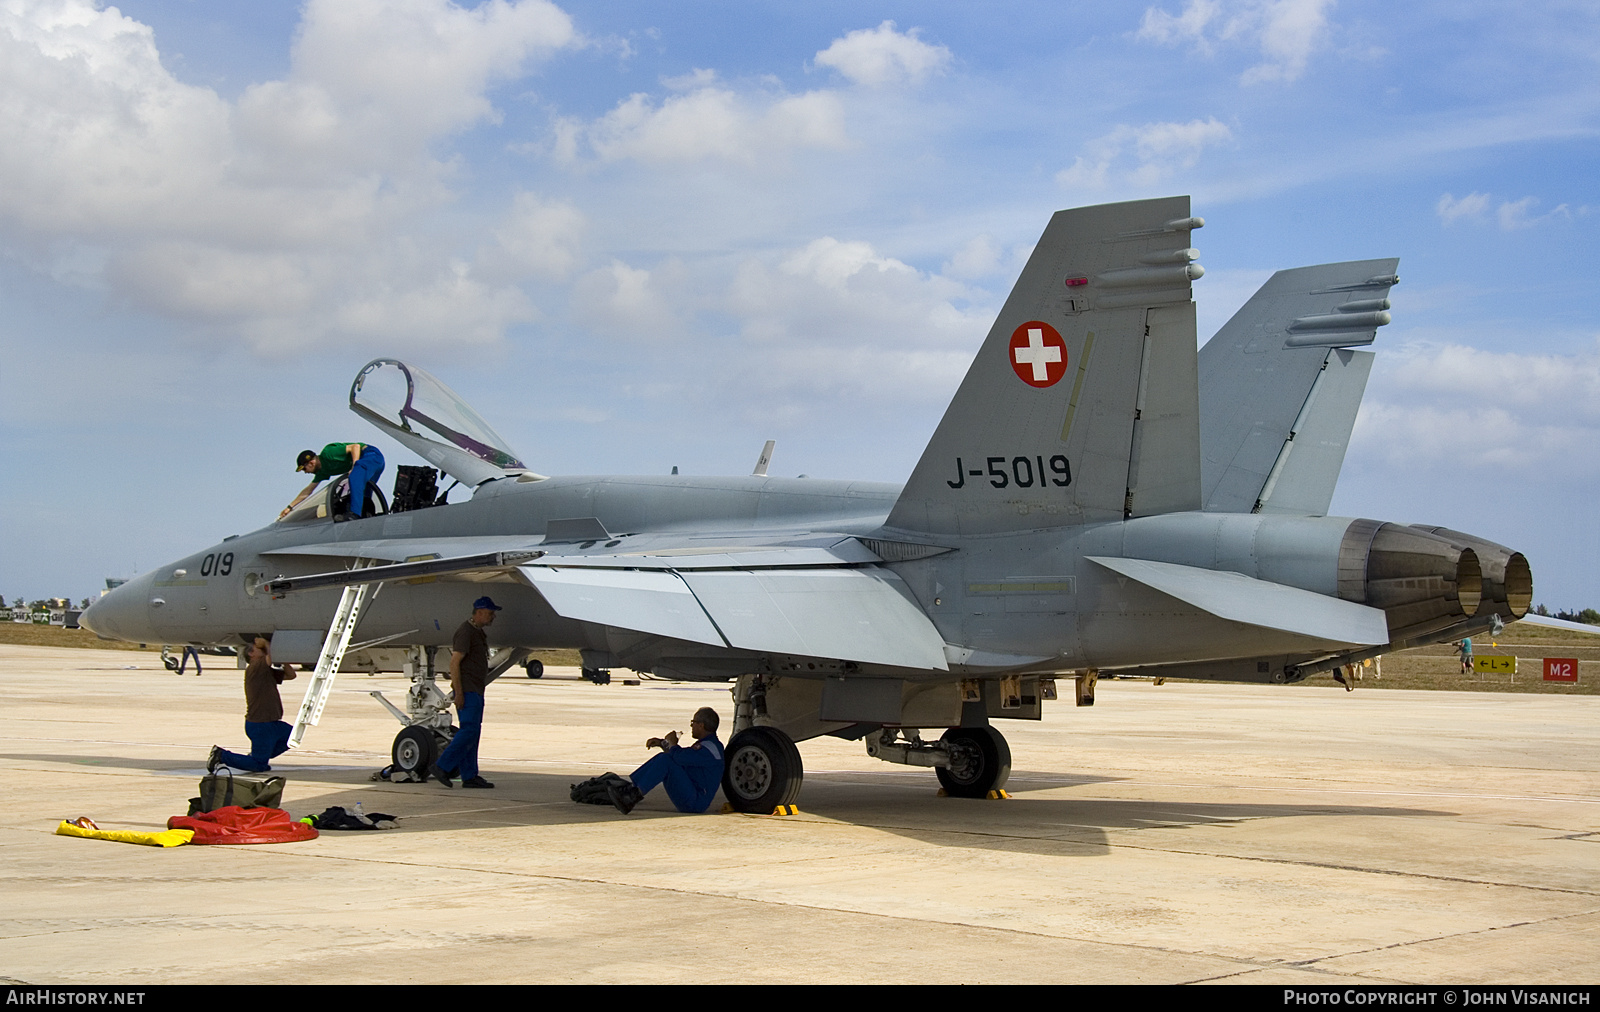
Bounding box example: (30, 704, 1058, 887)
(289, 559, 376, 748)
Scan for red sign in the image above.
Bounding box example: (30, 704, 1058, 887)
(1009, 321, 1068, 388)
(1544, 658, 1579, 683)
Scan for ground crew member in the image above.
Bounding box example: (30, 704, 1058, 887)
(208, 637, 297, 773)
(430, 596, 501, 789)
(608, 707, 724, 814)
(281, 442, 386, 520)
(1457, 637, 1473, 675)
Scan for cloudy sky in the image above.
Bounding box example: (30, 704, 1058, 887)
(1, 0, 1596, 609)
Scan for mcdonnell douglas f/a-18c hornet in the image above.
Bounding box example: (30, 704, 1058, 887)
(82, 196, 1534, 813)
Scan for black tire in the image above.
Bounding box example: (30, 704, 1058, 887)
(721, 726, 803, 813)
(935, 726, 1012, 797)
(392, 725, 437, 774)
(582, 667, 611, 685)
(524, 658, 545, 679)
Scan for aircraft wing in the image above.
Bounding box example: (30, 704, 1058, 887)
(1199, 259, 1399, 515)
(264, 535, 950, 671)
(516, 565, 950, 670)
(261, 533, 882, 568)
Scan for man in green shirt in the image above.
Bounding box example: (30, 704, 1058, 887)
(280, 442, 386, 520)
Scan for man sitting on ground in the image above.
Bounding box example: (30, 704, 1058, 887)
(608, 707, 724, 815)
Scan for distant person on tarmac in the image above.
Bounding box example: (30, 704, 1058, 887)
(209, 637, 297, 773)
(430, 597, 501, 789)
(1457, 637, 1473, 675)
(281, 442, 386, 521)
(608, 707, 725, 815)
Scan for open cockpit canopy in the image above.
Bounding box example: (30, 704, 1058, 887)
(349, 358, 543, 487)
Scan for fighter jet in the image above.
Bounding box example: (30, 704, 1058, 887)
(82, 196, 1532, 813)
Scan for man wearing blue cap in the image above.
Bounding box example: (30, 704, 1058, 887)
(431, 596, 502, 788)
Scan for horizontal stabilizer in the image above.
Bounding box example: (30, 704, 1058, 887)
(1087, 556, 1389, 647)
(1514, 614, 1600, 636)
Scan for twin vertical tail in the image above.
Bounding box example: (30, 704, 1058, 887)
(887, 196, 1204, 536)
(1198, 260, 1399, 516)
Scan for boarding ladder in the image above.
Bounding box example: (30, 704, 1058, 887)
(289, 558, 377, 748)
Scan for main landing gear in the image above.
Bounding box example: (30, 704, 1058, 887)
(933, 726, 1012, 797)
(720, 675, 1014, 812)
(721, 726, 804, 813)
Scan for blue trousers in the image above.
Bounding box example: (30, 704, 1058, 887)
(436, 691, 482, 780)
(630, 750, 720, 813)
(216, 720, 291, 772)
(347, 446, 385, 517)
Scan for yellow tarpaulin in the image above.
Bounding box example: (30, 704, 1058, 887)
(55, 821, 194, 847)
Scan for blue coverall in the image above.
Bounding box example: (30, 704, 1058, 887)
(628, 735, 724, 813)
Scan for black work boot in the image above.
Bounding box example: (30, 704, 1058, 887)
(607, 782, 644, 814)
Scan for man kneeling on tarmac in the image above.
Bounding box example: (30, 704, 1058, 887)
(609, 707, 724, 815)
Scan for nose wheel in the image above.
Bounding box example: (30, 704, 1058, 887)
(392, 725, 448, 775)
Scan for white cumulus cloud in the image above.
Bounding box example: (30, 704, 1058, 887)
(0, 0, 577, 352)
(723, 236, 990, 404)
(558, 86, 847, 166)
(1137, 0, 1334, 84)
(1436, 192, 1578, 230)
(1057, 117, 1233, 190)
(814, 21, 952, 87)
(1353, 340, 1600, 473)
(1436, 192, 1490, 225)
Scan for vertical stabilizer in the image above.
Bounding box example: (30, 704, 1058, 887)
(1198, 260, 1398, 515)
(887, 197, 1204, 535)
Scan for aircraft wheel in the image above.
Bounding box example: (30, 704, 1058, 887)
(722, 726, 803, 813)
(935, 726, 1012, 797)
(524, 658, 544, 679)
(392, 725, 437, 775)
(582, 667, 611, 685)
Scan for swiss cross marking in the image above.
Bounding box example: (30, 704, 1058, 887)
(1009, 321, 1068, 388)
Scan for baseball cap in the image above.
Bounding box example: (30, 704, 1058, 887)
(473, 596, 503, 611)
(296, 449, 316, 471)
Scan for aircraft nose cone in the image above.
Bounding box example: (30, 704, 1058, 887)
(79, 573, 153, 642)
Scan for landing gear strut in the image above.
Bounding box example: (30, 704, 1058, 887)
(369, 646, 455, 776)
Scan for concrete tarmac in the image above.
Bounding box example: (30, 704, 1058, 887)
(2, 644, 1596, 985)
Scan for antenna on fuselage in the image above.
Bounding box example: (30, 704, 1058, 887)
(752, 440, 775, 477)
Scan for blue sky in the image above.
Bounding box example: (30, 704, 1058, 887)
(1, 0, 1595, 609)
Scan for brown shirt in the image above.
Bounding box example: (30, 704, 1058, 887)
(452, 620, 489, 694)
(243, 655, 295, 722)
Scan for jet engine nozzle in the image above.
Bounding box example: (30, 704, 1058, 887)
(1337, 520, 1486, 642)
(1406, 526, 1532, 622)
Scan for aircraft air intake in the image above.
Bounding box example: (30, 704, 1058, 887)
(1337, 520, 1490, 640)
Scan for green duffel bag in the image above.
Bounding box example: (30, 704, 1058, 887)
(188, 769, 286, 814)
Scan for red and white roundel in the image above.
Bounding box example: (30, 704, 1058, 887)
(1009, 321, 1067, 388)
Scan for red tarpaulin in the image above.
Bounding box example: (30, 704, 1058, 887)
(168, 806, 319, 845)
